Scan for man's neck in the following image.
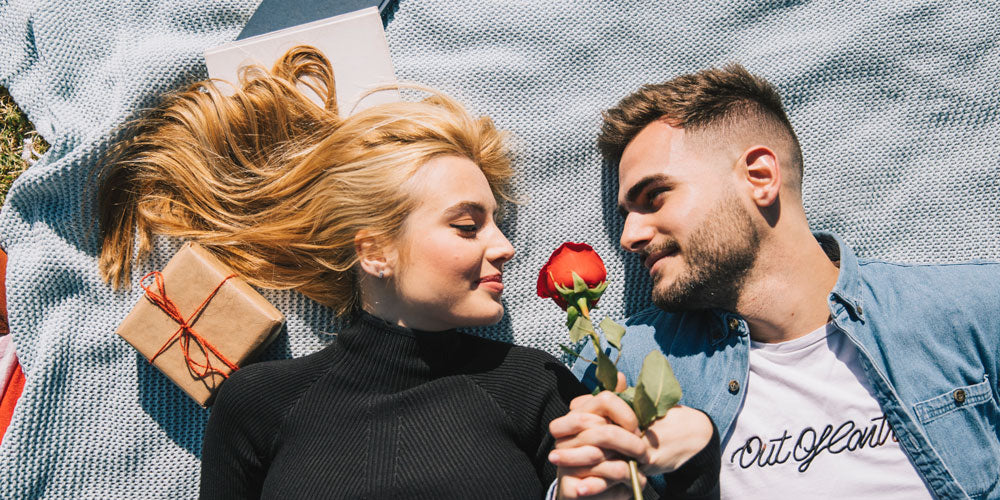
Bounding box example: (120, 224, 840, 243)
(735, 229, 840, 344)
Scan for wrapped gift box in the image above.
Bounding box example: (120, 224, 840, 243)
(116, 242, 284, 406)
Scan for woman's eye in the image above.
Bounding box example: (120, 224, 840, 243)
(451, 224, 478, 234)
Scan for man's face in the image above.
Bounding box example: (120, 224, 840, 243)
(617, 120, 760, 312)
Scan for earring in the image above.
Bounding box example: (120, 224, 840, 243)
(378, 271, 384, 279)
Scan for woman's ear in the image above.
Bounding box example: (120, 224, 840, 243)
(354, 229, 396, 279)
(740, 145, 781, 208)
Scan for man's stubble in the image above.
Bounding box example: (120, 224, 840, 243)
(649, 192, 760, 313)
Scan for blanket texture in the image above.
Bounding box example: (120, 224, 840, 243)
(1, 0, 998, 497)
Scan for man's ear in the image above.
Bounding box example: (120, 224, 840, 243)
(354, 229, 395, 279)
(739, 145, 781, 208)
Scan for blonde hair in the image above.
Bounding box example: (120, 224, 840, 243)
(98, 45, 512, 314)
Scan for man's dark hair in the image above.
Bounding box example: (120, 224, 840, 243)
(598, 64, 804, 190)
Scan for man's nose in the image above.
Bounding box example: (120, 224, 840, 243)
(620, 212, 654, 253)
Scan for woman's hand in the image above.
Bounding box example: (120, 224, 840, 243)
(549, 374, 714, 497)
(550, 402, 647, 499)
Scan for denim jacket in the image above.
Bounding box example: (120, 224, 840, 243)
(573, 232, 1000, 500)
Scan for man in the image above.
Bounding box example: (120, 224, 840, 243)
(548, 65, 1000, 499)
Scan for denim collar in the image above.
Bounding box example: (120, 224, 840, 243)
(708, 230, 864, 344)
(817, 231, 866, 322)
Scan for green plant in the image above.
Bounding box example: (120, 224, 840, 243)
(0, 86, 47, 204)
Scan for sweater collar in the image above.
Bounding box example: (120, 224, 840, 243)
(335, 311, 465, 382)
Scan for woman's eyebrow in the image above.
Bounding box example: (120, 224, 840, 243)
(443, 201, 489, 218)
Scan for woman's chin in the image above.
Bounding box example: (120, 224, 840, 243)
(460, 304, 505, 328)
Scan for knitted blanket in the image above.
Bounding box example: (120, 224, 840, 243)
(1, 0, 998, 497)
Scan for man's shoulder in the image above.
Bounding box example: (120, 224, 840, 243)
(859, 257, 1000, 275)
(623, 306, 717, 335)
(858, 258, 1000, 301)
(614, 307, 721, 364)
(854, 259, 1000, 349)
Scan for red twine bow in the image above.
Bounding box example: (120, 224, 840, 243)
(141, 271, 240, 379)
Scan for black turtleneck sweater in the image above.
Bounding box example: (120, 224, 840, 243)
(200, 313, 588, 499)
(200, 313, 721, 500)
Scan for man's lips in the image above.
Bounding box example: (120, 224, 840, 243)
(642, 246, 679, 272)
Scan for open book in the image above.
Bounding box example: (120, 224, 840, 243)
(204, 6, 399, 115)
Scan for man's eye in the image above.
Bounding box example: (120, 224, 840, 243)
(645, 187, 669, 208)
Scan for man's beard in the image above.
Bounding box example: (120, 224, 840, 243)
(647, 195, 760, 313)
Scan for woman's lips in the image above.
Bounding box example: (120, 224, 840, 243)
(478, 274, 503, 293)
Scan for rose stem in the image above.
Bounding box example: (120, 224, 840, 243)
(629, 461, 643, 499)
(577, 297, 604, 361)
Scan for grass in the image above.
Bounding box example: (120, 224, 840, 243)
(1, 86, 48, 205)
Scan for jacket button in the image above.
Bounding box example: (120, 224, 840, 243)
(953, 389, 967, 404)
(727, 318, 739, 330)
(728, 380, 740, 394)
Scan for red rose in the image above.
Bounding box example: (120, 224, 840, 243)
(536, 242, 607, 310)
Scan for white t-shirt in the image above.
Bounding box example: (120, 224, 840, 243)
(720, 323, 934, 499)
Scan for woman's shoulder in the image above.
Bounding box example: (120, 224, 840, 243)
(458, 334, 586, 398)
(460, 334, 564, 372)
(210, 344, 338, 425)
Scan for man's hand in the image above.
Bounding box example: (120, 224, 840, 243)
(549, 374, 714, 497)
(639, 404, 714, 476)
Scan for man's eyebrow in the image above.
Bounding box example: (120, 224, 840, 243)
(617, 174, 672, 216)
(443, 201, 490, 217)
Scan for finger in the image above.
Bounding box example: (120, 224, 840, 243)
(550, 411, 609, 439)
(579, 484, 633, 500)
(558, 425, 647, 459)
(557, 475, 582, 499)
(571, 462, 647, 497)
(569, 393, 595, 411)
(572, 391, 640, 432)
(614, 371, 627, 393)
(588, 485, 633, 500)
(548, 445, 611, 467)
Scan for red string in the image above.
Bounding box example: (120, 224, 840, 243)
(140, 271, 240, 379)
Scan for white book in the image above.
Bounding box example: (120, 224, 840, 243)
(204, 7, 399, 115)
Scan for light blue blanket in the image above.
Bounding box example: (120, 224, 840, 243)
(1, 0, 998, 497)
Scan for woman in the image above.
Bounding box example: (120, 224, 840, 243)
(97, 46, 717, 499)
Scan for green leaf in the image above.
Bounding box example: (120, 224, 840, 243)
(571, 271, 588, 293)
(617, 385, 636, 409)
(565, 305, 580, 330)
(594, 347, 619, 392)
(558, 343, 580, 360)
(635, 351, 683, 429)
(568, 315, 593, 344)
(632, 380, 657, 429)
(586, 281, 608, 300)
(599, 317, 626, 350)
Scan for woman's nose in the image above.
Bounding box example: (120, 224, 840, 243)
(488, 230, 515, 266)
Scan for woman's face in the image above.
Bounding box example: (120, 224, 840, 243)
(387, 155, 515, 331)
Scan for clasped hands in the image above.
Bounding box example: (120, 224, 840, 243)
(549, 374, 712, 499)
